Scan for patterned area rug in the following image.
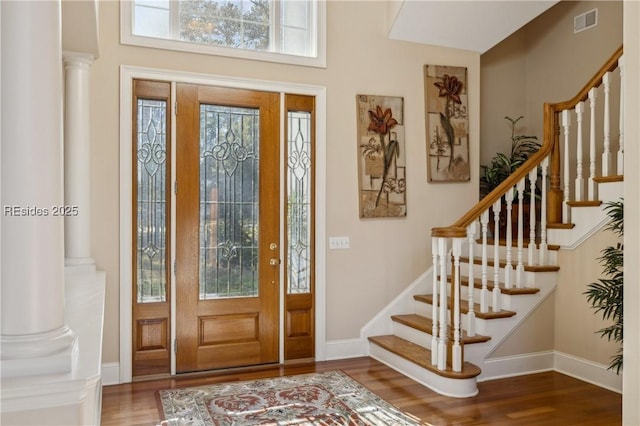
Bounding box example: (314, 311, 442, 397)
(158, 370, 423, 425)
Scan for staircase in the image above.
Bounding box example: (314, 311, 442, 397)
(366, 46, 624, 398)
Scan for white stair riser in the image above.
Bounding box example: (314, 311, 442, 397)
(392, 321, 433, 350)
(463, 243, 558, 266)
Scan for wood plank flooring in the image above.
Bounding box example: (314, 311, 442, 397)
(101, 357, 621, 425)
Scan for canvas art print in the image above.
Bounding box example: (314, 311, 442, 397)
(425, 65, 470, 182)
(356, 95, 406, 218)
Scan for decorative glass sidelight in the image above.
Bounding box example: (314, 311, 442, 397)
(286, 111, 312, 294)
(136, 99, 168, 303)
(199, 104, 260, 299)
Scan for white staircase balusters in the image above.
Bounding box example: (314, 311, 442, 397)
(539, 157, 549, 265)
(575, 101, 585, 201)
(527, 167, 538, 267)
(466, 222, 476, 337)
(561, 109, 571, 223)
(504, 189, 514, 289)
(452, 238, 463, 373)
(602, 71, 612, 176)
(588, 87, 598, 200)
(431, 238, 439, 366)
(618, 56, 624, 175)
(492, 199, 502, 312)
(516, 178, 525, 287)
(437, 238, 448, 371)
(480, 210, 490, 313)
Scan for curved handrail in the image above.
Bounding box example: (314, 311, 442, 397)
(432, 45, 623, 239)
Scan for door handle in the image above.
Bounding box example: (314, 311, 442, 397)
(269, 258, 281, 266)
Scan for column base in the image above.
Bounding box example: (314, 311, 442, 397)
(1, 326, 78, 378)
(65, 257, 96, 276)
(1, 270, 105, 425)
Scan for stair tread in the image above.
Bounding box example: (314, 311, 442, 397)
(414, 294, 517, 319)
(460, 277, 540, 295)
(368, 335, 481, 379)
(593, 175, 623, 183)
(567, 200, 603, 207)
(461, 256, 560, 272)
(547, 222, 575, 229)
(391, 314, 491, 344)
(480, 238, 560, 251)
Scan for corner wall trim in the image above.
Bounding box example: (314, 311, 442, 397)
(324, 338, 367, 361)
(554, 351, 622, 394)
(101, 362, 121, 386)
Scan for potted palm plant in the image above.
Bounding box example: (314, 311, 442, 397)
(584, 199, 624, 373)
(480, 116, 541, 239)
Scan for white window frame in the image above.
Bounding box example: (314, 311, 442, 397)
(120, 0, 327, 68)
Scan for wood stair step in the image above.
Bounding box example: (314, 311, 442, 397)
(567, 200, 603, 208)
(438, 275, 540, 295)
(593, 175, 623, 183)
(414, 294, 516, 319)
(368, 335, 481, 379)
(461, 256, 560, 272)
(391, 314, 491, 344)
(547, 222, 575, 229)
(460, 277, 540, 295)
(480, 238, 560, 251)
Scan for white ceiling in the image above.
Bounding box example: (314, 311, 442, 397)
(388, 0, 560, 53)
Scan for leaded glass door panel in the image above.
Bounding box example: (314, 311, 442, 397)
(175, 84, 280, 372)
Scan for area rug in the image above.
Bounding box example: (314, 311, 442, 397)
(158, 370, 423, 425)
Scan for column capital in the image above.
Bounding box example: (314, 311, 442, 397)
(63, 51, 94, 69)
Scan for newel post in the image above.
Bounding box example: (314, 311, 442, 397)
(545, 103, 563, 223)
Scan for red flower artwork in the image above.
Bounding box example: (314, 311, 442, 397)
(367, 106, 398, 135)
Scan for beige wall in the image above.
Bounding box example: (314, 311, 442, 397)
(490, 294, 555, 358)
(490, 228, 621, 364)
(481, 1, 623, 169)
(555, 228, 622, 365)
(91, 1, 481, 364)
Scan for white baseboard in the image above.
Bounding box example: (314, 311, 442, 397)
(324, 338, 367, 361)
(554, 351, 622, 393)
(479, 351, 554, 382)
(478, 350, 621, 393)
(101, 362, 121, 386)
(101, 350, 621, 394)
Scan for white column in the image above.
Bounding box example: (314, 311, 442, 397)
(1, 0, 77, 378)
(63, 52, 95, 270)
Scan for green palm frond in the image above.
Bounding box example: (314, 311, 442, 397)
(584, 199, 624, 373)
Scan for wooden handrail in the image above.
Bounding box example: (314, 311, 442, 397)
(432, 45, 623, 239)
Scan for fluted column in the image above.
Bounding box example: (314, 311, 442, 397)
(63, 52, 95, 270)
(1, 0, 77, 377)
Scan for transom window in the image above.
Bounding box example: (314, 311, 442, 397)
(122, 0, 325, 67)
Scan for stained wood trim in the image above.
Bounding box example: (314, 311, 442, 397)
(131, 80, 172, 377)
(284, 94, 316, 361)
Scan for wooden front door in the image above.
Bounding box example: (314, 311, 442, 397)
(175, 84, 280, 372)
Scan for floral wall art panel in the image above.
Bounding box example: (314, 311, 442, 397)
(425, 65, 470, 182)
(356, 95, 406, 218)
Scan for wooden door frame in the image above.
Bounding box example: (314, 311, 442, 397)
(119, 65, 326, 383)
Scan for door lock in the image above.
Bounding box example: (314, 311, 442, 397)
(269, 258, 281, 266)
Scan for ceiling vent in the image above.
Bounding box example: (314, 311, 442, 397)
(574, 9, 598, 33)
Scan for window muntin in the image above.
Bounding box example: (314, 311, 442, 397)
(286, 110, 312, 294)
(199, 104, 260, 299)
(136, 98, 169, 303)
(123, 0, 324, 67)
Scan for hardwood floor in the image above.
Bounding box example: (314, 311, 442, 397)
(101, 357, 621, 425)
